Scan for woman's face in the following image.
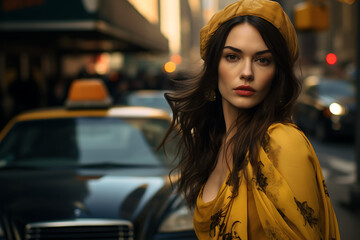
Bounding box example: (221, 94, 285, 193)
(218, 22, 276, 116)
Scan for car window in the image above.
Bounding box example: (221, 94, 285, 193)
(0, 117, 176, 168)
(318, 81, 355, 98)
(126, 92, 172, 114)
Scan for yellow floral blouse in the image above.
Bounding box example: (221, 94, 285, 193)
(193, 123, 340, 239)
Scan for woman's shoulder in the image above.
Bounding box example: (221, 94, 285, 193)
(268, 122, 307, 139)
(263, 123, 317, 171)
(266, 122, 311, 150)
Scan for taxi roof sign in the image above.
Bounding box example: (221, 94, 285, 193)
(66, 79, 112, 109)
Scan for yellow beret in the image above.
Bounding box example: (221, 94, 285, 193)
(200, 0, 299, 63)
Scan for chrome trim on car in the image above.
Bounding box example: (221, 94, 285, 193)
(25, 219, 134, 240)
(26, 219, 132, 228)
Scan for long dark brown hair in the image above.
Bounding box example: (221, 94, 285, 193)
(162, 15, 301, 208)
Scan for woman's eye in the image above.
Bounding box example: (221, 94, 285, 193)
(256, 57, 272, 65)
(225, 54, 238, 61)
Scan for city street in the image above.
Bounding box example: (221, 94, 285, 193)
(309, 135, 360, 240)
(0, 0, 358, 239)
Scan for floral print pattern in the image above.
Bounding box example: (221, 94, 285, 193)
(209, 199, 242, 239)
(210, 208, 227, 237)
(255, 161, 268, 193)
(223, 221, 242, 240)
(294, 197, 319, 228)
(323, 180, 330, 197)
(261, 132, 281, 167)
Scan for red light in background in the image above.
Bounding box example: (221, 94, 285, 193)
(326, 53, 337, 65)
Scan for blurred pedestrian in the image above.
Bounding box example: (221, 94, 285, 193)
(8, 72, 40, 115)
(162, 0, 340, 239)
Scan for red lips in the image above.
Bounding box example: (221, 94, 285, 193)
(234, 85, 255, 96)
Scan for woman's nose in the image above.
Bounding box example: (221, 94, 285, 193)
(240, 59, 254, 81)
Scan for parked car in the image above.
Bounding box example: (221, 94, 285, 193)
(0, 79, 196, 240)
(293, 76, 355, 141)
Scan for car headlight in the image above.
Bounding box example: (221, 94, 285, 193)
(329, 102, 346, 115)
(158, 204, 194, 232)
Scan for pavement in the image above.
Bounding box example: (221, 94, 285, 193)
(312, 138, 360, 240)
(326, 177, 360, 240)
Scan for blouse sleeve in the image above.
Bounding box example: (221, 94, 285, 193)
(268, 124, 321, 207)
(250, 123, 340, 239)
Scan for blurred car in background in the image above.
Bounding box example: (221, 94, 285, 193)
(0, 79, 196, 240)
(123, 90, 172, 117)
(293, 76, 355, 141)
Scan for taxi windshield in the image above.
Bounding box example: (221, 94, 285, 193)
(0, 117, 175, 168)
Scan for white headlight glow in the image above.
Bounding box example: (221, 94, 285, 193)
(329, 103, 345, 115)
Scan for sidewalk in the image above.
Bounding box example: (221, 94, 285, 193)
(326, 173, 360, 239)
(309, 136, 360, 240)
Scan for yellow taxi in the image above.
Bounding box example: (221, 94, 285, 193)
(0, 79, 196, 240)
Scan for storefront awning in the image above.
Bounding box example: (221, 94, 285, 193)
(0, 0, 169, 53)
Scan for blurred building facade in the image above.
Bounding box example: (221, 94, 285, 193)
(0, 0, 171, 128)
(282, 0, 357, 79)
(0, 0, 357, 129)
(199, 0, 357, 79)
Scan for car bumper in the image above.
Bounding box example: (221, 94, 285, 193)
(330, 114, 355, 136)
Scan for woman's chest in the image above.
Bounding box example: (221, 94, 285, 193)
(202, 150, 232, 203)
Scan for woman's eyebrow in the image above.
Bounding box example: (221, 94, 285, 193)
(224, 46, 242, 53)
(223, 46, 271, 55)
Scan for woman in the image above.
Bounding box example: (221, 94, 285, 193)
(162, 0, 340, 239)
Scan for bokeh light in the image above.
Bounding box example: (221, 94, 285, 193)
(170, 54, 182, 65)
(326, 53, 337, 65)
(164, 61, 176, 73)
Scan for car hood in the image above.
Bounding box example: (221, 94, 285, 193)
(0, 167, 173, 224)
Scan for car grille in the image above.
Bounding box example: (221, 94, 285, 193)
(24, 219, 134, 240)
